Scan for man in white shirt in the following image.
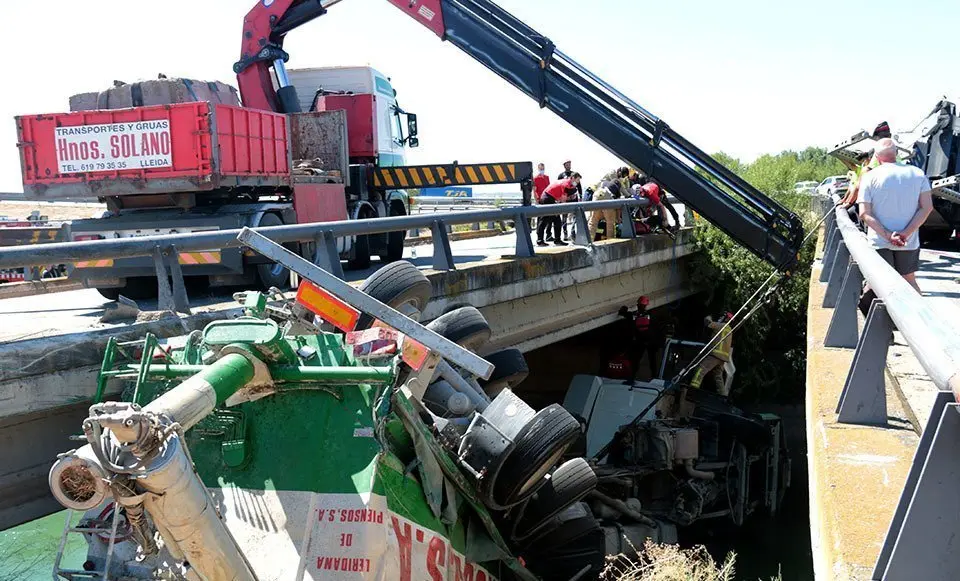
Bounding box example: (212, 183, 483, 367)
(859, 138, 933, 293)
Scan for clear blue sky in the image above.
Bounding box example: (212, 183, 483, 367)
(0, 0, 955, 191)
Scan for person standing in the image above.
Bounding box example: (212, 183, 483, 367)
(690, 312, 733, 395)
(859, 138, 933, 293)
(537, 175, 580, 246)
(533, 162, 551, 233)
(618, 295, 659, 379)
(588, 180, 620, 241)
(841, 150, 879, 229)
(558, 160, 582, 240)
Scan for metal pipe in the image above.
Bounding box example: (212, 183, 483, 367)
(272, 58, 291, 87)
(145, 352, 254, 430)
(139, 363, 394, 384)
(834, 207, 960, 399)
(0, 199, 647, 269)
(683, 459, 715, 481)
(587, 490, 657, 527)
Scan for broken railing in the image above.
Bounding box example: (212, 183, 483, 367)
(818, 204, 960, 580)
(0, 198, 650, 313)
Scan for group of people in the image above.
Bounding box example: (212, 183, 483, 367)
(839, 137, 933, 294)
(531, 161, 681, 246)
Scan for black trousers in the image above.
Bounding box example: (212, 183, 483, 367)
(537, 196, 562, 242)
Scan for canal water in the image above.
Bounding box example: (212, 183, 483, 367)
(0, 511, 87, 580)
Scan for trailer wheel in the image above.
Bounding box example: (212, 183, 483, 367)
(513, 458, 597, 542)
(356, 261, 432, 329)
(386, 200, 407, 262)
(479, 348, 529, 397)
(426, 306, 491, 353)
(95, 277, 157, 302)
(255, 213, 296, 290)
(493, 404, 581, 507)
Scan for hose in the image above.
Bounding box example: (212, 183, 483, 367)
(587, 490, 657, 527)
(683, 459, 714, 481)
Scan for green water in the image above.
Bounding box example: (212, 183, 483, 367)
(0, 512, 88, 581)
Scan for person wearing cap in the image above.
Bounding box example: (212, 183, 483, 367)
(558, 160, 582, 241)
(618, 295, 659, 379)
(690, 311, 734, 395)
(533, 162, 551, 234)
(588, 180, 621, 241)
(537, 174, 580, 246)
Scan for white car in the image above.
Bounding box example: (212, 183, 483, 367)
(815, 176, 850, 198)
(793, 181, 819, 195)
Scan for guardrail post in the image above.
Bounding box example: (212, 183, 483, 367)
(470, 222, 480, 231)
(836, 300, 891, 425)
(619, 204, 636, 238)
(152, 244, 191, 315)
(873, 390, 955, 579)
(878, 404, 960, 580)
(824, 262, 863, 348)
(514, 212, 535, 258)
(312, 231, 345, 280)
(573, 208, 592, 246)
(822, 240, 850, 308)
(819, 226, 840, 283)
(431, 221, 455, 271)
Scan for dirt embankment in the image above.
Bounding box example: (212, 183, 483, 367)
(0, 201, 106, 222)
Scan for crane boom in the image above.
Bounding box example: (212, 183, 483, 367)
(235, 0, 804, 269)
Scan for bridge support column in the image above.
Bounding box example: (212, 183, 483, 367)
(824, 261, 862, 348)
(836, 299, 890, 425)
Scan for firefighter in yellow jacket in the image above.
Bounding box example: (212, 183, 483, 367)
(690, 312, 733, 395)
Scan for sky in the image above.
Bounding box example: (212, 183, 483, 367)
(0, 0, 957, 193)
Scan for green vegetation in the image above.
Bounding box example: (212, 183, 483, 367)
(689, 148, 846, 403)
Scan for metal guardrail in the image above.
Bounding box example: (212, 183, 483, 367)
(0, 198, 650, 313)
(818, 203, 960, 580)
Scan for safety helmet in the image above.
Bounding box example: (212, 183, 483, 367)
(724, 311, 734, 321)
(638, 295, 650, 306)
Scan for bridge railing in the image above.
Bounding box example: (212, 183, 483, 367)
(819, 203, 960, 580)
(0, 198, 651, 313)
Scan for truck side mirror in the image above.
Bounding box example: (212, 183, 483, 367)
(408, 136, 419, 148)
(407, 113, 418, 138)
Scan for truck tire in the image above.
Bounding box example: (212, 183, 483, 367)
(493, 405, 581, 507)
(479, 348, 529, 397)
(348, 207, 374, 270)
(96, 277, 157, 302)
(524, 515, 605, 581)
(255, 213, 293, 290)
(356, 261, 432, 329)
(386, 201, 407, 262)
(513, 458, 597, 541)
(426, 306, 491, 353)
(522, 502, 602, 553)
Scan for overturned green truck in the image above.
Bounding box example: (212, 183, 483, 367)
(46, 230, 789, 581)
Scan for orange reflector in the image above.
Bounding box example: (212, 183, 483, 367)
(179, 251, 221, 265)
(74, 259, 114, 268)
(296, 281, 360, 333)
(373, 319, 430, 371)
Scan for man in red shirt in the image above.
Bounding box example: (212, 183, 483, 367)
(637, 182, 680, 233)
(532, 162, 551, 236)
(537, 174, 580, 246)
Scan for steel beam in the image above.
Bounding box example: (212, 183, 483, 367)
(236, 227, 494, 380)
(822, 240, 849, 308)
(431, 221, 456, 271)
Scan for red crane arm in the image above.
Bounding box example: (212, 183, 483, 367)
(234, 0, 446, 112)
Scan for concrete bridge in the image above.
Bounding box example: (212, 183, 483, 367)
(0, 229, 698, 529)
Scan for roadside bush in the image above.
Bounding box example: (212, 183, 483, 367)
(603, 541, 781, 581)
(688, 149, 844, 403)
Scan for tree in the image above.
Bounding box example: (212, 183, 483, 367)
(689, 148, 842, 402)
